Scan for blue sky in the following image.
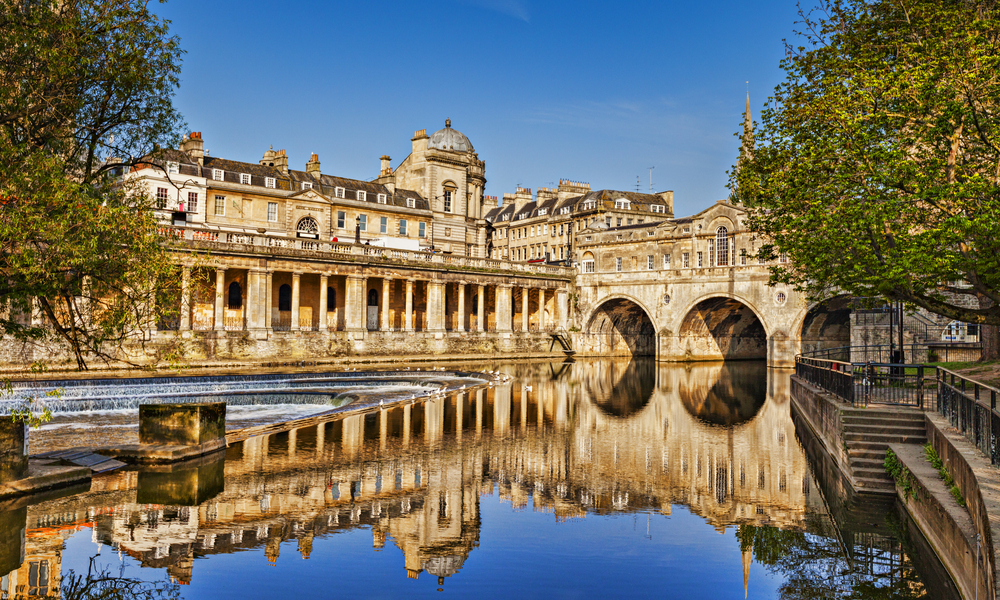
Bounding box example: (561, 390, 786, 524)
(154, 0, 800, 217)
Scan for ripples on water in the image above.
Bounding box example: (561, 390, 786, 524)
(0, 359, 959, 599)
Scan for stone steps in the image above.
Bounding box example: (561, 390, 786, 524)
(841, 409, 928, 494)
(844, 423, 926, 436)
(843, 432, 927, 445)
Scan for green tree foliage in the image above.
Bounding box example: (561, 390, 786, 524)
(735, 0, 1000, 357)
(0, 0, 185, 369)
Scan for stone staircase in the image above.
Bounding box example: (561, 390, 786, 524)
(842, 408, 927, 493)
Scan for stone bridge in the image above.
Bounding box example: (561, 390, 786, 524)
(570, 201, 851, 368)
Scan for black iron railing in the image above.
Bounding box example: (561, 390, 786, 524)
(796, 356, 854, 404)
(794, 356, 926, 408)
(937, 368, 1000, 464)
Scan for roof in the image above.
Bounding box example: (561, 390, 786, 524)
(428, 119, 473, 152)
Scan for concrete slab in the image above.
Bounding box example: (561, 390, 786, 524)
(0, 461, 92, 499)
(97, 438, 227, 464)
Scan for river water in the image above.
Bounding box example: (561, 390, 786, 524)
(0, 359, 960, 599)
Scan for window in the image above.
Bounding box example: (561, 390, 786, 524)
(214, 195, 225, 215)
(265, 177, 275, 189)
(779, 251, 788, 263)
(615, 257, 623, 272)
(240, 173, 251, 185)
(297, 216, 319, 237)
(406, 197, 415, 208)
(740, 249, 747, 265)
(212, 168, 224, 181)
(682, 226, 690, 234)
(228, 282, 242, 309)
(559, 224, 564, 236)
(663, 255, 671, 269)
(377, 193, 387, 204)
(606, 217, 612, 227)
(187, 192, 199, 213)
(267, 202, 277, 222)
(357, 190, 366, 202)
(380, 216, 388, 233)
(616, 218, 622, 227)
(538, 208, 548, 216)
(155, 187, 168, 209)
(419, 222, 426, 238)
(697, 252, 703, 267)
(327, 287, 336, 311)
(278, 284, 292, 311)
(627, 218, 633, 225)
(335, 187, 345, 198)
(716, 226, 730, 266)
(399, 219, 408, 236)
(443, 190, 452, 212)
(337, 211, 346, 229)
(651, 204, 665, 213)
(682, 252, 690, 268)
(530, 226, 535, 237)
(301, 181, 313, 190)
(167, 161, 179, 175)
(358, 214, 367, 231)
(647, 255, 654, 270)
(615, 199, 631, 209)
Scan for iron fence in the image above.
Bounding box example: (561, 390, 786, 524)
(937, 368, 1000, 464)
(794, 357, 926, 408)
(802, 343, 982, 364)
(796, 356, 854, 404)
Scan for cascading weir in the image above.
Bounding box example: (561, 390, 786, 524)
(584, 299, 656, 356)
(677, 297, 766, 361)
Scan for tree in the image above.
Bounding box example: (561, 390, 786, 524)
(0, 0, 186, 369)
(735, 0, 1000, 360)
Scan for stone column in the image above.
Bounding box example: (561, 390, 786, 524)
(476, 284, 485, 332)
(520, 287, 529, 332)
(404, 280, 414, 332)
(537, 288, 546, 331)
(290, 272, 301, 331)
(427, 281, 446, 333)
(213, 267, 227, 331)
(319, 275, 329, 331)
(381, 278, 391, 331)
(456, 282, 466, 332)
(180, 266, 191, 331)
(265, 271, 273, 332)
(345, 275, 365, 332)
(556, 289, 569, 331)
(497, 284, 512, 332)
(247, 270, 265, 330)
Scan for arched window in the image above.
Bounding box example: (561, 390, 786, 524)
(716, 226, 729, 267)
(278, 284, 292, 311)
(327, 287, 336, 312)
(471, 294, 478, 315)
(227, 282, 242, 309)
(297, 216, 319, 237)
(367, 289, 378, 307)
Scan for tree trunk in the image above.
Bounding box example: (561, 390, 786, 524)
(979, 293, 999, 362)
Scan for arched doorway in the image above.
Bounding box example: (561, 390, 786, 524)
(677, 297, 766, 360)
(367, 288, 379, 331)
(585, 298, 656, 356)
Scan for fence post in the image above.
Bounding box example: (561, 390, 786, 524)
(917, 366, 924, 409)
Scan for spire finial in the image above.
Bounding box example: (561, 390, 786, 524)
(445, 118, 452, 128)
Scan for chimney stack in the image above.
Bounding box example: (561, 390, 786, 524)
(273, 149, 289, 175)
(306, 153, 321, 179)
(380, 155, 392, 177)
(180, 132, 204, 166)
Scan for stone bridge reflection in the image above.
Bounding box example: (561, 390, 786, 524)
(2, 360, 826, 590)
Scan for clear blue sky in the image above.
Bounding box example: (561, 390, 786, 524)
(154, 0, 800, 217)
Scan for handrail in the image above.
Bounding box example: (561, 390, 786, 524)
(936, 367, 1000, 464)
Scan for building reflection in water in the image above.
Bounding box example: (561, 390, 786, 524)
(0, 359, 937, 598)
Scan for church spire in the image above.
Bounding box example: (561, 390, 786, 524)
(742, 544, 753, 599)
(741, 86, 754, 162)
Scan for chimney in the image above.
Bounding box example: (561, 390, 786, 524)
(181, 131, 204, 166)
(273, 149, 289, 175)
(657, 190, 674, 216)
(411, 129, 429, 155)
(306, 153, 321, 179)
(380, 155, 392, 177)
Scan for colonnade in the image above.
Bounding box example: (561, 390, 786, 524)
(169, 265, 569, 335)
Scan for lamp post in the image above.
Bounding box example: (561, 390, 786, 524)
(355, 214, 361, 245)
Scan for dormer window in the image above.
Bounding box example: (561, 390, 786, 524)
(615, 199, 631, 209)
(265, 177, 275, 189)
(166, 161, 179, 175)
(335, 187, 345, 198)
(538, 208, 548, 216)
(301, 181, 313, 190)
(240, 173, 251, 185)
(406, 198, 415, 208)
(651, 204, 665, 213)
(683, 226, 691, 234)
(357, 190, 366, 202)
(377, 193, 387, 204)
(212, 168, 224, 181)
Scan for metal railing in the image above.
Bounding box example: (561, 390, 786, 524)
(794, 356, 927, 408)
(803, 343, 982, 364)
(796, 356, 855, 404)
(937, 368, 1000, 464)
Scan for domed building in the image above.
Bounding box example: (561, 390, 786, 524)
(383, 119, 491, 257)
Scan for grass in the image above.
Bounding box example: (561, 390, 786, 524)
(924, 443, 966, 507)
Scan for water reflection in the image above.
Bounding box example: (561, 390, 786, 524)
(0, 359, 954, 599)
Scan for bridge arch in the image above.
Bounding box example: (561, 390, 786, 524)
(669, 293, 769, 361)
(582, 294, 657, 357)
(794, 295, 853, 357)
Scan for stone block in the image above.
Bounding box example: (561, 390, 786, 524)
(136, 452, 225, 506)
(0, 506, 25, 577)
(139, 402, 225, 447)
(0, 420, 27, 484)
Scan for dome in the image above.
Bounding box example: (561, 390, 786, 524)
(428, 119, 473, 152)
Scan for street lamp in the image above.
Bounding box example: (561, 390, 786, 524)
(355, 214, 361, 245)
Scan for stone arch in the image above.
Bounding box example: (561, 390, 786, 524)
(676, 361, 767, 426)
(583, 294, 657, 357)
(795, 295, 853, 357)
(674, 294, 768, 361)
